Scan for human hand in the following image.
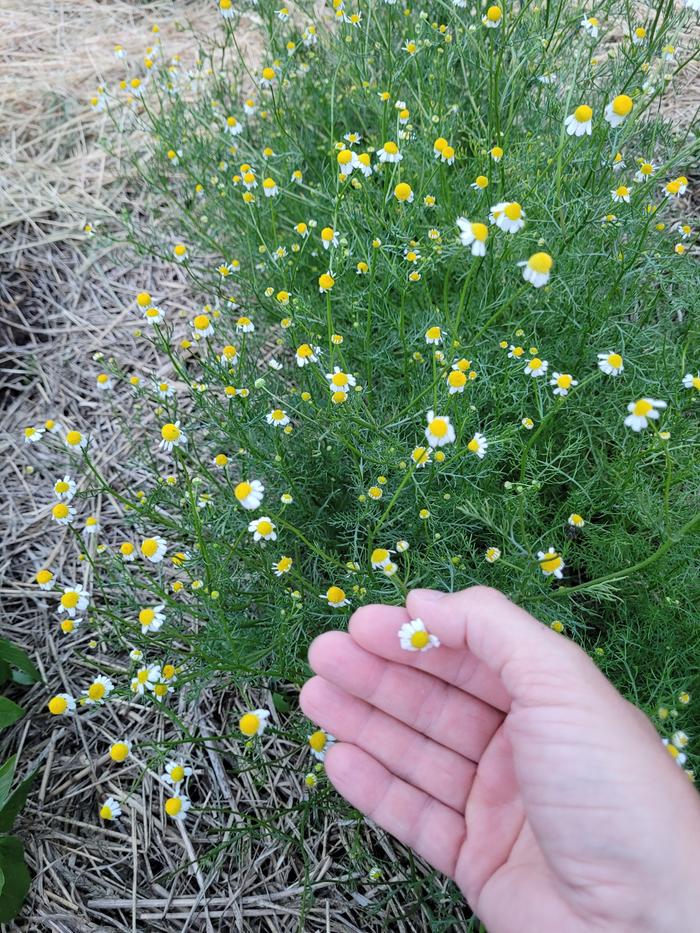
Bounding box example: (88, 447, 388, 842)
(300, 586, 700, 932)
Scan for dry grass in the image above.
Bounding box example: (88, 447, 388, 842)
(0, 3, 454, 930)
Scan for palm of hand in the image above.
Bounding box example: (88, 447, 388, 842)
(300, 589, 700, 933)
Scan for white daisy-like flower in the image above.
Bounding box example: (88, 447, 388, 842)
(565, 105, 593, 136)
(47, 693, 76, 715)
(165, 794, 191, 822)
(624, 398, 666, 432)
(99, 796, 122, 821)
(398, 617, 440, 652)
(160, 421, 187, 452)
(163, 760, 193, 787)
(138, 605, 166, 635)
(604, 94, 634, 127)
(239, 708, 271, 736)
(234, 479, 264, 509)
(82, 674, 114, 706)
(320, 586, 350, 608)
(489, 201, 525, 233)
(537, 548, 565, 579)
(611, 185, 631, 204)
(581, 15, 600, 38)
(325, 367, 356, 390)
(456, 217, 488, 256)
(53, 475, 77, 501)
(597, 351, 624, 376)
(550, 372, 578, 396)
(682, 372, 700, 391)
(266, 408, 290, 427)
(524, 357, 548, 377)
(24, 425, 45, 444)
(58, 584, 89, 617)
(248, 517, 277, 542)
(130, 664, 161, 695)
(295, 343, 320, 366)
(370, 547, 394, 569)
(466, 432, 488, 459)
(377, 141, 402, 163)
(518, 252, 553, 288)
(141, 535, 167, 562)
(308, 729, 335, 760)
(425, 410, 455, 448)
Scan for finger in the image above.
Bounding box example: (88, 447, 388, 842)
(405, 586, 614, 705)
(324, 742, 465, 878)
(300, 675, 476, 811)
(348, 604, 511, 711)
(308, 631, 504, 761)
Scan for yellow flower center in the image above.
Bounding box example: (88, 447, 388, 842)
(49, 696, 68, 715)
(235, 482, 253, 503)
(693, 377, 700, 390)
(383, 141, 398, 154)
(574, 104, 592, 122)
(110, 742, 129, 762)
(429, 417, 448, 437)
(277, 557, 292, 572)
(65, 430, 82, 446)
(61, 591, 79, 609)
(471, 222, 488, 241)
(321, 227, 335, 241)
(163, 664, 176, 679)
(161, 423, 180, 442)
(371, 548, 389, 564)
(308, 730, 327, 752)
(434, 137, 448, 151)
(193, 314, 210, 330)
(557, 374, 572, 388)
(395, 182, 412, 201)
(141, 538, 158, 557)
(528, 252, 552, 273)
(165, 798, 182, 816)
(486, 5, 502, 20)
(475, 175, 488, 188)
(262, 67, 275, 81)
(504, 202, 522, 220)
(37, 570, 53, 584)
(139, 608, 155, 626)
(170, 765, 185, 782)
(337, 149, 353, 165)
(53, 503, 69, 520)
(154, 683, 168, 697)
(467, 438, 479, 452)
(88, 683, 106, 701)
(257, 520, 273, 536)
(240, 713, 261, 736)
(633, 399, 653, 416)
(529, 357, 543, 370)
(327, 586, 345, 603)
(99, 805, 113, 819)
(540, 553, 562, 572)
(612, 94, 633, 116)
(137, 291, 152, 307)
(608, 353, 623, 368)
(448, 371, 467, 387)
(410, 630, 430, 648)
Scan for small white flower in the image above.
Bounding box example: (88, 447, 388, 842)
(624, 398, 666, 432)
(99, 796, 122, 821)
(248, 517, 277, 542)
(537, 548, 565, 579)
(467, 432, 488, 459)
(597, 351, 624, 376)
(398, 617, 440, 652)
(425, 410, 455, 448)
(234, 480, 264, 510)
(163, 760, 193, 787)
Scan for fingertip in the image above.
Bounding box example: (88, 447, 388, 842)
(349, 603, 408, 639)
(298, 675, 323, 719)
(307, 629, 348, 672)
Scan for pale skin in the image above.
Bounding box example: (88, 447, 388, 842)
(300, 586, 700, 932)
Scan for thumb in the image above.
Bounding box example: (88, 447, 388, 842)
(406, 586, 619, 707)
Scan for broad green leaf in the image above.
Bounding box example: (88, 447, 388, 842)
(0, 770, 37, 832)
(0, 836, 30, 922)
(0, 757, 16, 809)
(0, 639, 40, 683)
(0, 661, 10, 687)
(0, 698, 24, 731)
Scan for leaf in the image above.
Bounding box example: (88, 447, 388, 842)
(0, 770, 37, 833)
(271, 692, 290, 713)
(0, 698, 24, 731)
(0, 639, 40, 683)
(0, 661, 10, 687)
(0, 836, 30, 922)
(0, 757, 16, 810)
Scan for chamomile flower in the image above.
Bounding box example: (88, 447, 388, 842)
(524, 357, 548, 377)
(490, 201, 525, 233)
(319, 227, 340, 253)
(394, 182, 414, 203)
(467, 432, 488, 458)
(446, 370, 467, 394)
(565, 105, 593, 136)
(398, 617, 440, 651)
(24, 425, 44, 444)
(239, 709, 270, 736)
(48, 693, 76, 715)
(624, 398, 667, 431)
(296, 343, 320, 366)
(604, 94, 634, 127)
(59, 617, 82, 635)
(485, 546, 501, 563)
(538, 548, 565, 579)
(82, 675, 114, 706)
(130, 664, 161, 695)
(308, 729, 335, 760)
(248, 517, 277, 542)
(64, 429, 88, 450)
(456, 218, 489, 256)
(109, 740, 132, 762)
(58, 584, 89, 617)
(611, 185, 631, 203)
(550, 372, 578, 396)
(262, 177, 279, 198)
(53, 475, 77, 501)
(35, 569, 55, 590)
(234, 479, 264, 509)
(471, 175, 489, 190)
(165, 794, 191, 821)
(272, 556, 293, 575)
(192, 313, 213, 338)
(321, 585, 350, 608)
(326, 367, 356, 391)
(160, 421, 187, 452)
(634, 160, 656, 183)
(581, 15, 600, 37)
(425, 410, 455, 448)
(260, 65, 276, 87)
(172, 243, 188, 261)
(682, 373, 700, 391)
(141, 535, 167, 562)
(163, 760, 193, 786)
(483, 5, 502, 27)
(99, 797, 122, 821)
(568, 513, 585, 527)
(377, 141, 402, 163)
(266, 408, 290, 427)
(370, 547, 394, 569)
(519, 252, 553, 287)
(598, 351, 624, 376)
(138, 605, 166, 634)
